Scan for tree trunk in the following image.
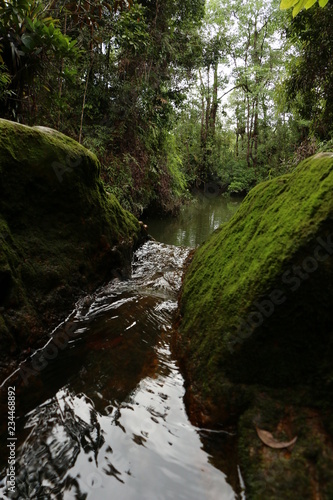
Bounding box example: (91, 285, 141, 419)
(209, 62, 218, 135)
(57, 14, 67, 130)
(79, 55, 94, 144)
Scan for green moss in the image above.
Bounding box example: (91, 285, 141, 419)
(237, 394, 333, 499)
(105, 192, 140, 242)
(179, 154, 333, 395)
(0, 119, 141, 362)
(178, 152, 333, 499)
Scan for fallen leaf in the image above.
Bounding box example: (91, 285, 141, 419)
(256, 426, 297, 449)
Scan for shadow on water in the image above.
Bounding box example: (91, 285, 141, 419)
(0, 195, 244, 499)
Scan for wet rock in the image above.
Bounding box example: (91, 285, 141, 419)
(0, 119, 141, 371)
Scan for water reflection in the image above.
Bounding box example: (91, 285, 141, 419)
(144, 193, 242, 247)
(0, 241, 244, 499)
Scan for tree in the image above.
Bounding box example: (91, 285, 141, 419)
(283, 2, 333, 140)
(172, 0, 298, 195)
(0, 0, 78, 121)
(89, 0, 205, 214)
(227, 0, 287, 173)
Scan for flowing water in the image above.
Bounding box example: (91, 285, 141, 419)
(0, 194, 243, 500)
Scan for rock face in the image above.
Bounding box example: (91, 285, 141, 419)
(0, 120, 142, 369)
(178, 153, 333, 498)
(179, 153, 333, 395)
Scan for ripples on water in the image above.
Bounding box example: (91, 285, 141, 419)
(0, 241, 244, 499)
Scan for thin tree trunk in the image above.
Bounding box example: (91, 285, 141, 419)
(79, 55, 94, 145)
(57, 14, 67, 130)
(246, 96, 251, 168)
(209, 62, 218, 135)
(251, 26, 259, 172)
(205, 67, 211, 144)
(199, 70, 206, 148)
(253, 96, 259, 171)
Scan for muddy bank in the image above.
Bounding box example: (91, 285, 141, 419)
(0, 120, 144, 378)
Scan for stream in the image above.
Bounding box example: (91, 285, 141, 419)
(0, 194, 243, 499)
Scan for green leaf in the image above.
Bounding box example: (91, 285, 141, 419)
(25, 17, 34, 30)
(305, 0, 317, 8)
(21, 33, 35, 50)
(280, 0, 298, 9)
(281, 0, 330, 13)
(292, 0, 308, 16)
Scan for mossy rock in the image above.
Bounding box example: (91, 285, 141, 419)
(0, 119, 142, 368)
(178, 153, 333, 498)
(179, 153, 333, 395)
(237, 399, 333, 500)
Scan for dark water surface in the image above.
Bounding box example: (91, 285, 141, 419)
(145, 192, 242, 247)
(0, 195, 244, 499)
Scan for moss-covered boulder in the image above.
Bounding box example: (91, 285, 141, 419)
(0, 119, 142, 372)
(179, 153, 333, 396)
(177, 153, 333, 498)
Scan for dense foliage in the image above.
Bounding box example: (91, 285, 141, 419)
(172, 0, 332, 195)
(173, 0, 297, 194)
(0, 0, 331, 212)
(0, 0, 205, 215)
(284, 2, 333, 140)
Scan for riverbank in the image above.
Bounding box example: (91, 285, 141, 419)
(0, 120, 145, 380)
(177, 153, 333, 498)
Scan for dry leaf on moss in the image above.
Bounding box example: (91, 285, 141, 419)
(256, 426, 297, 449)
